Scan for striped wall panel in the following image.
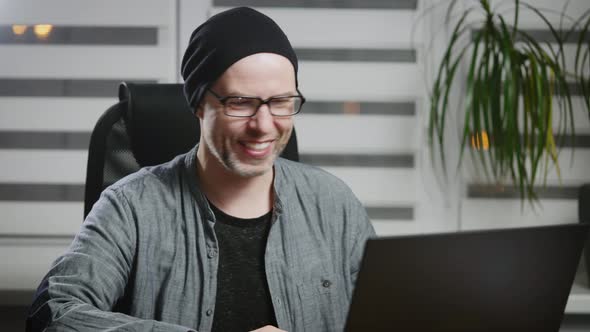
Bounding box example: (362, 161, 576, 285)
(0, 0, 173, 26)
(299, 62, 422, 100)
(0, 97, 113, 131)
(0, 0, 178, 291)
(0, 202, 82, 236)
(296, 114, 416, 153)
(0, 242, 72, 290)
(463, 148, 590, 186)
(214, 0, 418, 9)
(0, 150, 87, 183)
(487, 0, 590, 28)
(0, 45, 172, 80)
(212, 6, 423, 48)
(460, 199, 579, 230)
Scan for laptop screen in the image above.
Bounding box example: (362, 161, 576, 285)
(345, 223, 589, 332)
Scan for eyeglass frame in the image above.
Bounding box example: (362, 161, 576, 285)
(207, 88, 306, 117)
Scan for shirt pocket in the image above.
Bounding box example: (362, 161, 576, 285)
(296, 274, 347, 332)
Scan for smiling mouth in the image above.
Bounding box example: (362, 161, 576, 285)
(241, 141, 272, 151)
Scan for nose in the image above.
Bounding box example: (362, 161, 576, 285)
(248, 104, 275, 132)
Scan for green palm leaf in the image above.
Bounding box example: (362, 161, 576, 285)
(428, 0, 589, 205)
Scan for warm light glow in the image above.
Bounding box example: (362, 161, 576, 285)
(470, 131, 490, 150)
(343, 102, 361, 114)
(12, 25, 27, 35)
(34, 24, 53, 39)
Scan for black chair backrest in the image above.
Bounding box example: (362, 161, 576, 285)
(84, 82, 299, 218)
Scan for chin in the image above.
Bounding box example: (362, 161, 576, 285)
(230, 164, 272, 178)
(225, 157, 274, 178)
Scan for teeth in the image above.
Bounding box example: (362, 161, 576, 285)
(243, 141, 271, 150)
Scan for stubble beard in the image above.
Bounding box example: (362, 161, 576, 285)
(203, 124, 292, 178)
(221, 137, 287, 178)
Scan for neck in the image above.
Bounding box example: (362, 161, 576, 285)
(196, 144, 274, 218)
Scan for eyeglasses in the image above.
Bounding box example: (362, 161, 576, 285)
(208, 89, 305, 117)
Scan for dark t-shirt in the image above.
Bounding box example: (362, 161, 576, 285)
(210, 203, 277, 332)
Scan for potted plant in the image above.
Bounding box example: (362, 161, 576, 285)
(428, 0, 590, 203)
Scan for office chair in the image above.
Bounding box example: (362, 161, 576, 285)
(83, 82, 299, 218)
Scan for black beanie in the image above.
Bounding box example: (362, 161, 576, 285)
(181, 7, 298, 113)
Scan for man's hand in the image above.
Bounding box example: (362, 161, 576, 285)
(250, 325, 287, 332)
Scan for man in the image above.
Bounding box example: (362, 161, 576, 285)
(27, 7, 375, 332)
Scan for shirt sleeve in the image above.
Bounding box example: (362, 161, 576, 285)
(347, 194, 377, 286)
(26, 188, 196, 332)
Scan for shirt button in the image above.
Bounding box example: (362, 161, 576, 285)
(206, 309, 213, 316)
(207, 248, 218, 258)
(322, 279, 331, 288)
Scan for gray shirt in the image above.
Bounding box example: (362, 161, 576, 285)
(28, 146, 376, 332)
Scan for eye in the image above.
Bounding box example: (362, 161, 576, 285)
(226, 97, 257, 109)
(271, 97, 294, 106)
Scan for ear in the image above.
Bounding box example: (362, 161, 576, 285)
(195, 103, 205, 120)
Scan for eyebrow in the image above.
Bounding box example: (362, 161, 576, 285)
(225, 90, 298, 97)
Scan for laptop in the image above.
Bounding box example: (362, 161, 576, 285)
(345, 223, 590, 332)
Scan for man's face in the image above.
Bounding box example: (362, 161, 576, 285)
(197, 53, 296, 178)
